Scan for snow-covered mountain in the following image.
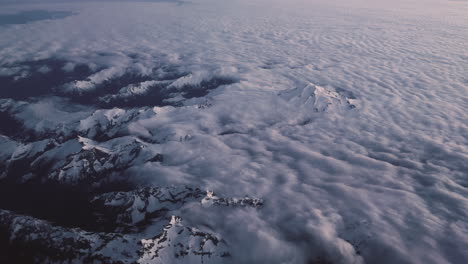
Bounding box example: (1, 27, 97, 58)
(0, 185, 263, 263)
(279, 84, 358, 113)
(0, 210, 229, 264)
(0, 0, 467, 263)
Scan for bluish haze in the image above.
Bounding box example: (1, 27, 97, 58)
(0, 0, 467, 263)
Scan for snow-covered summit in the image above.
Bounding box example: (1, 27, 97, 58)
(139, 215, 229, 264)
(279, 83, 357, 113)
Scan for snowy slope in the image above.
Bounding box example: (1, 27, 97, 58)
(0, 0, 467, 263)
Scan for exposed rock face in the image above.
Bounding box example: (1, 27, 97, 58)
(201, 191, 263, 208)
(77, 107, 159, 141)
(99, 80, 171, 106)
(1, 135, 163, 186)
(92, 188, 263, 229)
(49, 147, 114, 184)
(0, 182, 263, 263)
(0, 209, 139, 264)
(139, 216, 230, 264)
(48, 137, 147, 185)
(0, 210, 232, 264)
(78, 108, 141, 140)
(0, 59, 262, 264)
(91, 186, 205, 228)
(0, 94, 267, 264)
(1, 138, 62, 181)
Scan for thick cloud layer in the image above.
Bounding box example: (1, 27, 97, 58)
(0, 0, 467, 263)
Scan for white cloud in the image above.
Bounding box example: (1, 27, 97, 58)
(0, 0, 467, 263)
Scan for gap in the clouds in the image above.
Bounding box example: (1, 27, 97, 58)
(182, 78, 236, 99)
(97, 76, 237, 108)
(0, 111, 25, 138)
(0, 58, 238, 109)
(0, 177, 138, 233)
(0, 57, 238, 232)
(0, 59, 93, 100)
(60, 72, 237, 108)
(0, 10, 74, 26)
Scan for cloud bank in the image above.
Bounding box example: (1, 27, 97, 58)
(0, 0, 467, 263)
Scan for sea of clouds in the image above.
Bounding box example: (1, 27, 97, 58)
(0, 0, 467, 263)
